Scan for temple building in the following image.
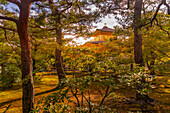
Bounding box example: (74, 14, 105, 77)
(91, 25, 115, 42)
(82, 25, 115, 47)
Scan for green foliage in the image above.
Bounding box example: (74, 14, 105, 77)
(33, 84, 70, 113)
(0, 0, 8, 5)
(33, 74, 117, 113)
(0, 28, 21, 89)
(33, 44, 156, 112)
(142, 13, 170, 74)
(33, 64, 156, 112)
(0, 64, 21, 89)
(157, 62, 170, 73)
(119, 65, 155, 95)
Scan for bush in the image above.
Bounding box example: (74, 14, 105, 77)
(33, 74, 118, 113)
(0, 64, 21, 89)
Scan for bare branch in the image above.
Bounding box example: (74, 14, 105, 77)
(141, 0, 170, 27)
(35, 2, 49, 8)
(155, 18, 169, 37)
(0, 38, 5, 42)
(163, 0, 170, 14)
(150, 2, 163, 26)
(127, 0, 130, 9)
(48, 0, 53, 6)
(31, 0, 47, 2)
(147, 44, 170, 58)
(29, 25, 55, 31)
(0, 25, 17, 32)
(0, 15, 18, 23)
(60, 2, 72, 13)
(99, 85, 110, 109)
(7, 0, 21, 8)
(3, 29, 18, 53)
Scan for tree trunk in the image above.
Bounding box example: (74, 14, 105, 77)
(134, 0, 149, 104)
(32, 58, 36, 76)
(150, 51, 155, 75)
(55, 27, 66, 81)
(33, 46, 38, 77)
(134, 0, 144, 67)
(147, 51, 155, 75)
(130, 63, 133, 71)
(133, 1, 156, 107)
(17, 2, 34, 113)
(48, 0, 66, 81)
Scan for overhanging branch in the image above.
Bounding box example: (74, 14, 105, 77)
(141, 0, 170, 27)
(150, 2, 163, 26)
(7, 0, 21, 8)
(147, 43, 170, 58)
(31, 0, 47, 2)
(155, 18, 169, 37)
(29, 25, 55, 31)
(0, 26, 17, 32)
(60, 2, 72, 13)
(0, 15, 18, 23)
(163, 0, 170, 14)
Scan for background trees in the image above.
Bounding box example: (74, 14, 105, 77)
(0, 0, 169, 112)
(0, 18, 21, 88)
(32, 0, 102, 81)
(0, 41, 21, 89)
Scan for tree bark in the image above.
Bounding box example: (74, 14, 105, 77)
(55, 26, 66, 81)
(147, 51, 155, 75)
(134, 0, 149, 104)
(48, 0, 66, 81)
(32, 58, 36, 77)
(32, 45, 38, 77)
(134, 0, 144, 67)
(17, 2, 34, 113)
(130, 63, 133, 71)
(150, 51, 155, 75)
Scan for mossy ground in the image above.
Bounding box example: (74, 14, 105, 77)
(0, 72, 169, 113)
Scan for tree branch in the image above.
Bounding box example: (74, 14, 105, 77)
(141, 0, 169, 27)
(150, 2, 163, 26)
(31, 0, 47, 2)
(163, 0, 170, 14)
(7, 0, 21, 8)
(0, 15, 18, 23)
(29, 25, 55, 31)
(35, 2, 49, 9)
(0, 26, 17, 32)
(155, 18, 169, 37)
(99, 85, 110, 109)
(0, 38, 5, 42)
(127, 0, 130, 9)
(3, 29, 17, 53)
(60, 2, 72, 13)
(147, 44, 170, 58)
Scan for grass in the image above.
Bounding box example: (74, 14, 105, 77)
(0, 72, 170, 113)
(0, 73, 60, 113)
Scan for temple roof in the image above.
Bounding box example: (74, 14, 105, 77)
(96, 26, 114, 32)
(87, 41, 105, 44)
(82, 41, 105, 47)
